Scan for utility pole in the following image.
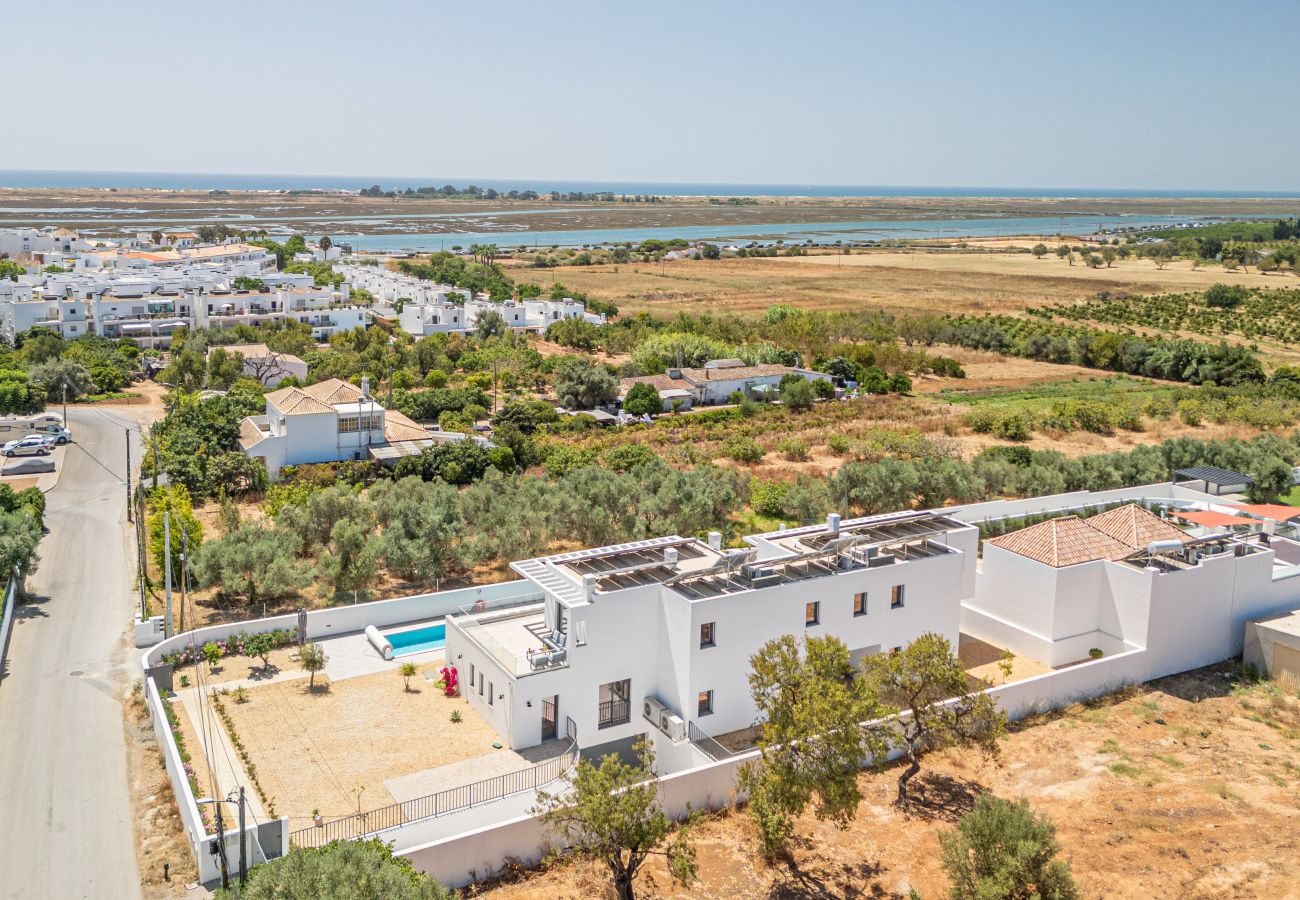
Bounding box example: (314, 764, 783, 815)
(125, 429, 133, 523)
(214, 800, 230, 891)
(179, 527, 189, 634)
(61, 380, 67, 424)
(163, 511, 174, 638)
(237, 787, 248, 887)
(135, 502, 147, 620)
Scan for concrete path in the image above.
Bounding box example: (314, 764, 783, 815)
(173, 689, 270, 823)
(0, 407, 147, 899)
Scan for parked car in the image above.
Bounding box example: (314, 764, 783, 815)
(28, 425, 71, 445)
(3, 436, 52, 457)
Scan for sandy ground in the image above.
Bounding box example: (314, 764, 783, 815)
(474, 664, 1300, 900)
(219, 665, 504, 829)
(126, 687, 199, 898)
(510, 252, 1294, 320)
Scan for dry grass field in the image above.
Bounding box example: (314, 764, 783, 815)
(507, 252, 1291, 319)
(474, 664, 1300, 900)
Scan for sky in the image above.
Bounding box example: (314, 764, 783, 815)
(3, 0, 1298, 190)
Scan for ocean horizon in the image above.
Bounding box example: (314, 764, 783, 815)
(2, 169, 1298, 199)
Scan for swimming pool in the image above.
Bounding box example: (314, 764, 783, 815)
(385, 624, 447, 657)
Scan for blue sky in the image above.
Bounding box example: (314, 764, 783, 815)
(4, 1, 1298, 189)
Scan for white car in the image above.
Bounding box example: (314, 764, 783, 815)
(29, 426, 71, 445)
(3, 436, 52, 457)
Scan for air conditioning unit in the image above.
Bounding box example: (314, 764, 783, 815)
(664, 714, 686, 743)
(644, 696, 668, 724)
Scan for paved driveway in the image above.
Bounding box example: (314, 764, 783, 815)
(0, 406, 147, 899)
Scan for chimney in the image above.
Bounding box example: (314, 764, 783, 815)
(664, 547, 679, 566)
(707, 531, 722, 551)
(360, 375, 370, 398)
(582, 573, 598, 602)
(827, 513, 842, 534)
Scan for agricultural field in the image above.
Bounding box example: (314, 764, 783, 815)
(506, 250, 1288, 320)
(1040, 286, 1300, 348)
(473, 664, 1300, 900)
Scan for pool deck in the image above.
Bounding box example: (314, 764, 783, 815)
(321, 618, 448, 681)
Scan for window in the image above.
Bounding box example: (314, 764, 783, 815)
(853, 592, 868, 616)
(478, 674, 484, 696)
(468, 662, 476, 686)
(488, 681, 494, 706)
(700, 622, 715, 648)
(697, 690, 713, 717)
(337, 416, 359, 434)
(598, 679, 631, 728)
(805, 601, 820, 627)
(890, 585, 905, 609)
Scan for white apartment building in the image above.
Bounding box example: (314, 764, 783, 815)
(446, 511, 977, 755)
(0, 227, 88, 258)
(238, 377, 431, 479)
(1, 260, 365, 346)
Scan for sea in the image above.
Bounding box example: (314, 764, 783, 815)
(3, 169, 1298, 199)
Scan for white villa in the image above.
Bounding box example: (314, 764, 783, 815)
(238, 377, 431, 479)
(447, 511, 976, 753)
(621, 359, 833, 409)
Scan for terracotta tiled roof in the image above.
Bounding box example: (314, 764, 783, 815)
(301, 378, 364, 405)
(620, 374, 686, 395)
(238, 419, 269, 450)
(985, 516, 1136, 568)
(264, 386, 334, 416)
(679, 364, 792, 382)
(1085, 503, 1187, 547)
(383, 408, 431, 442)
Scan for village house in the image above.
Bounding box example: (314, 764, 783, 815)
(619, 358, 832, 409)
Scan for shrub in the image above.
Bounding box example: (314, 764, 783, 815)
(939, 794, 1078, 900)
(827, 434, 853, 455)
(751, 479, 791, 517)
(723, 435, 765, 463)
(777, 436, 810, 461)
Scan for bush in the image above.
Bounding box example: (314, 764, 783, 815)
(723, 435, 765, 463)
(939, 794, 1078, 900)
(777, 436, 810, 461)
(750, 479, 791, 517)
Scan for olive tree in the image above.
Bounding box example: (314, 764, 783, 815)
(861, 632, 1006, 804)
(553, 355, 618, 409)
(533, 741, 696, 900)
(739, 635, 888, 858)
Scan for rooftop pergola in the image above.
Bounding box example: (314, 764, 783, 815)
(1174, 465, 1254, 496)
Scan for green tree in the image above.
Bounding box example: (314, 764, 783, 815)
(400, 661, 417, 692)
(622, 381, 662, 416)
(147, 485, 204, 583)
(862, 633, 1006, 804)
(939, 794, 1079, 900)
(1101, 247, 1117, 267)
(739, 635, 888, 858)
(191, 522, 311, 606)
(1248, 457, 1293, 503)
(475, 309, 509, 340)
(1031, 243, 1048, 259)
(299, 641, 328, 690)
(780, 377, 815, 411)
(0, 508, 42, 592)
(533, 741, 697, 900)
(244, 631, 275, 673)
(205, 347, 245, 389)
(0, 259, 25, 281)
(215, 838, 452, 900)
(29, 358, 94, 401)
(318, 517, 381, 601)
(553, 356, 618, 409)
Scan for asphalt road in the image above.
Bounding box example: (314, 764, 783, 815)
(0, 406, 146, 899)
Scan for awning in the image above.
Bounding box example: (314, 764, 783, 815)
(1174, 510, 1253, 528)
(1227, 503, 1300, 523)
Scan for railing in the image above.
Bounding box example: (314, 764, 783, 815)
(290, 718, 578, 849)
(687, 720, 737, 761)
(598, 698, 631, 729)
(0, 570, 16, 686)
(447, 597, 563, 677)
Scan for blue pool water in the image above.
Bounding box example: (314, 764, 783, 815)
(387, 624, 447, 657)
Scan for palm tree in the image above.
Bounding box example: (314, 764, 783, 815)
(400, 662, 417, 692)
